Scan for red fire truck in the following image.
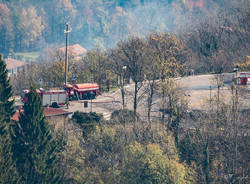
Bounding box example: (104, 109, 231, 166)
(239, 72, 250, 85)
(22, 83, 100, 106)
(64, 83, 100, 100)
(22, 88, 68, 106)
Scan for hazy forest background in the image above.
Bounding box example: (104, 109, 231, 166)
(0, 0, 249, 71)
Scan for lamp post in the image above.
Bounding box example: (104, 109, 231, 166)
(232, 65, 239, 175)
(233, 65, 239, 85)
(122, 66, 127, 85)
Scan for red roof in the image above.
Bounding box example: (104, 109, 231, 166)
(44, 107, 72, 117)
(58, 44, 87, 57)
(12, 111, 21, 121)
(11, 107, 72, 121)
(4, 58, 27, 70)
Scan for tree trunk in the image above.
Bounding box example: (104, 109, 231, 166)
(120, 75, 125, 109)
(161, 85, 165, 123)
(147, 80, 155, 128)
(134, 81, 138, 116)
(204, 143, 210, 184)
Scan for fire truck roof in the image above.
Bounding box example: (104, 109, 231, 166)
(63, 84, 73, 88)
(74, 83, 99, 89)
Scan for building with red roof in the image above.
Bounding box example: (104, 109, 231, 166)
(12, 107, 72, 132)
(4, 57, 27, 76)
(58, 44, 87, 59)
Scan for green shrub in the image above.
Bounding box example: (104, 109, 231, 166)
(111, 109, 139, 124)
(72, 111, 103, 138)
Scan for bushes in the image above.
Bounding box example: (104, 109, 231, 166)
(78, 122, 196, 184)
(120, 142, 189, 184)
(72, 111, 103, 138)
(111, 109, 140, 124)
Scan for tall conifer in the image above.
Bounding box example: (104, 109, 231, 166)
(0, 54, 18, 183)
(11, 87, 62, 184)
(0, 54, 15, 131)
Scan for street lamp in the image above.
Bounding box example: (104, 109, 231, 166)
(233, 65, 239, 85)
(122, 66, 127, 86)
(232, 64, 239, 176)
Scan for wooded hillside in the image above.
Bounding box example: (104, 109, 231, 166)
(0, 0, 249, 62)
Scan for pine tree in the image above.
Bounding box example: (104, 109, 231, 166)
(0, 54, 15, 134)
(0, 54, 18, 183)
(0, 125, 18, 183)
(0, 54, 15, 124)
(11, 87, 62, 184)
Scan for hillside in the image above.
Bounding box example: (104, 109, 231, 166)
(0, 1, 249, 58)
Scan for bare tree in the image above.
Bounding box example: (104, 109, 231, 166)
(107, 48, 128, 108)
(114, 36, 147, 115)
(83, 49, 107, 89)
(146, 33, 188, 122)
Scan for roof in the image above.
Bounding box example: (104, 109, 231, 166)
(12, 111, 21, 121)
(74, 83, 99, 89)
(11, 107, 72, 121)
(44, 107, 72, 117)
(4, 58, 27, 70)
(58, 44, 87, 57)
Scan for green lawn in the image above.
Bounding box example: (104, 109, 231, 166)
(14, 52, 40, 62)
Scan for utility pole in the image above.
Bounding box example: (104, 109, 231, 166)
(63, 24, 71, 178)
(64, 23, 71, 85)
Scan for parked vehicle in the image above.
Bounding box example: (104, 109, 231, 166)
(64, 83, 100, 100)
(22, 88, 68, 106)
(22, 83, 100, 106)
(239, 72, 250, 85)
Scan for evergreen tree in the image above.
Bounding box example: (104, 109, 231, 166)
(0, 54, 18, 183)
(11, 87, 62, 184)
(0, 125, 18, 183)
(0, 54, 15, 128)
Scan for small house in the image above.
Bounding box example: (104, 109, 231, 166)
(4, 57, 27, 76)
(12, 107, 72, 133)
(57, 44, 87, 61)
